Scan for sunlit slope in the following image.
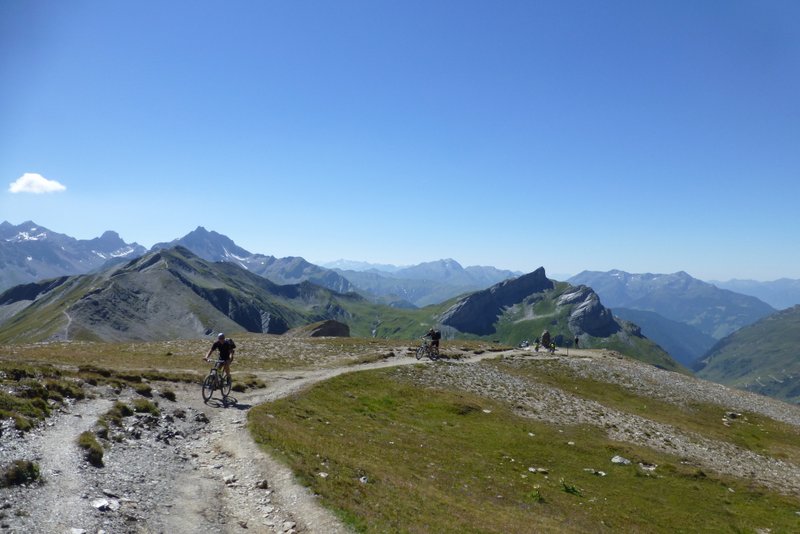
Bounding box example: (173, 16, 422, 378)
(696, 305, 800, 403)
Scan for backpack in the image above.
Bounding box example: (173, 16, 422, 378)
(431, 329, 441, 341)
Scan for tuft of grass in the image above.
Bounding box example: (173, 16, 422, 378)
(132, 398, 160, 416)
(98, 401, 134, 430)
(133, 383, 153, 397)
(560, 479, 583, 497)
(0, 460, 40, 487)
(159, 389, 176, 402)
(12, 415, 34, 432)
(77, 431, 104, 467)
(0, 391, 50, 430)
(44, 378, 85, 400)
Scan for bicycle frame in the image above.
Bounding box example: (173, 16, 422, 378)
(416, 339, 440, 361)
(202, 359, 232, 402)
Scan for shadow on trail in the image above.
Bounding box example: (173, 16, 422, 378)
(204, 395, 243, 409)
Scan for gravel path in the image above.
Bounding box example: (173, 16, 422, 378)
(0, 351, 441, 533)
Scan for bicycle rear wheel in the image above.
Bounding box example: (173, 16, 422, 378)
(202, 374, 215, 402)
(221, 373, 232, 396)
(430, 348, 440, 361)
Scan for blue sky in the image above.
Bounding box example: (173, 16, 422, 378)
(1, 1, 798, 281)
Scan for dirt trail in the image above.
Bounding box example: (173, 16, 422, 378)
(0, 348, 591, 534)
(166, 356, 462, 533)
(31, 398, 113, 532)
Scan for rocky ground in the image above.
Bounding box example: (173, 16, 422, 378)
(2, 346, 800, 533)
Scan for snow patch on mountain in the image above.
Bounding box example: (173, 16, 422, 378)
(8, 230, 48, 242)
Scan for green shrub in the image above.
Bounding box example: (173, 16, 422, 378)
(0, 460, 40, 487)
(77, 431, 104, 467)
(13, 415, 33, 432)
(116, 373, 142, 383)
(133, 383, 153, 397)
(98, 401, 134, 429)
(132, 398, 160, 416)
(45, 379, 85, 400)
(0, 392, 50, 430)
(16, 379, 48, 399)
(4, 367, 36, 381)
(77, 365, 112, 377)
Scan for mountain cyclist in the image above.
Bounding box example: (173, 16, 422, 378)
(423, 327, 442, 356)
(205, 332, 236, 381)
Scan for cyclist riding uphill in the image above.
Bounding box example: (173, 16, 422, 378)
(423, 327, 442, 351)
(205, 333, 236, 378)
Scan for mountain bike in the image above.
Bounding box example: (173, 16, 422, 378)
(415, 338, 440, 361)
(202, 359, 232, 402)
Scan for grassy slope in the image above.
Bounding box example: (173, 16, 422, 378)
(249, 364, 800, 533)
(697, 306, 800, 403)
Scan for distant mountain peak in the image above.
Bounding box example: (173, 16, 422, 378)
(0, 221, 148, 292)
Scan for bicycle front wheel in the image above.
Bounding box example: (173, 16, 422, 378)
(202, 374, 215, 402)
(416, 346, 425, 360)
(221, 373, 232, 396)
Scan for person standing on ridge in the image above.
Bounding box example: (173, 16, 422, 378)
(541, 330, 551, 349)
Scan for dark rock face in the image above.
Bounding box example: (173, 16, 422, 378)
(0, 277, 71, 305)
(440, 268, 553, 335)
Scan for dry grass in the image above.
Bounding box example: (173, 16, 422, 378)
(0, 335, 507, 376)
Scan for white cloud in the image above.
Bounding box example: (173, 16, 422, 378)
(9, 173, 67, 194)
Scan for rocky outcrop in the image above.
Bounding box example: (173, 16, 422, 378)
(558, 285, 619, 337)
(439, 268, 553, 335)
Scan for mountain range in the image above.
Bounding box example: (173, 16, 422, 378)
(709, 278, 800, 310)
(0, 221, 146, 290)
(5, 219, 800, 401)
(0, 221, 520, 307)
(0, 245, 676, 371)
(568, 270, 776, 366)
